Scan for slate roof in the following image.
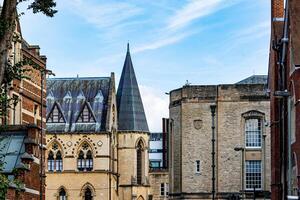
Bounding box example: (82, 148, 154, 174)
(46, 77, 111, 133)
(116, 44, 149, 132)
(236, 75, 268, 85)
(0, 132, 26, 173)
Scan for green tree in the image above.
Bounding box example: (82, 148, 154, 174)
(0, 0, 57, 86)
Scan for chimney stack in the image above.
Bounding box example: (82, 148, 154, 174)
(271, 0, 284, 19)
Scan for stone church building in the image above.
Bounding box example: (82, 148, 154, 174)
(45, 45, 150, 200)
(168, 76, 271, 199)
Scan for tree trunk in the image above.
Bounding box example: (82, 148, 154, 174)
(0, 0, 17, 86)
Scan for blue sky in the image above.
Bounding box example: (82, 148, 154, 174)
(18, 0, 271, 131)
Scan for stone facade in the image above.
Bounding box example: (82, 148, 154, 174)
(45, 45, 151, 200)
(169, 81, 271, 199)
(149, 169, 169, 200)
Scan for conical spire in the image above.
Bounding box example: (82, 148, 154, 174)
(116, 44, 149, 132)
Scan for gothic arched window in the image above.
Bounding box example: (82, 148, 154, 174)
(59, 188, 67, 200)
(48, 151, 54, 172)
(84, 188, 93, 200)
(136, 140, 144, 185)
(47, 142, 63, 172)
(78, 151, 85, 171)
(56, 151, 63, 172)
(86, 150, 93, 171)
(77, 142, 93, 171)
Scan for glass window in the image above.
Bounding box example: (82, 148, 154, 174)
(56, 151, 63, 172)
(84, 188, 93, 200)
(160, 183, 165, 196)
(48, 151, 54, 171)
(245, 160, 262, 190)
(150, 161, 161, 168)
(77, 104, 95, 123)
(77, 147, 93, 172)
(86, 151, 93, 171)
(77, 151, 85, 171)
(166, 183, 169, 196)
(59, 188, 66, 200)
(47, 103, 65, 123)
(196, 160, 200, 173)
(245, 118, 262, 148)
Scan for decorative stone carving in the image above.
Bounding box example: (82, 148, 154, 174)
(67, 141, 72, 147)
(193, 119, 203, 130)
(97, 140, 103, 147)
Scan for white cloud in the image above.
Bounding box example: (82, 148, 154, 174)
(167, 0, 233, 30)
(234, 21, 270, 40)
(61, 0, 142, 28)
(223, 21, 270, 54)
(134, 31, 195, 53)
(139, 85, 169, 132)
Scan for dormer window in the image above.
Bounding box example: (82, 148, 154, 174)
(47, 102, 65, 123)
(76, 103, 96, 123)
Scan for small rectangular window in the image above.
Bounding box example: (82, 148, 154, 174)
(165, 183, 169, 196)
(196, 160, 200, 173)
(160, 183, 165, 196)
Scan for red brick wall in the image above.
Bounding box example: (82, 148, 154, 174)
(269, 0, 300, 199)
(271, 0, 284, 18)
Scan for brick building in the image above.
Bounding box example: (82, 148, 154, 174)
(268, 0, 300, 199)
(0, 19, 48, 199)
(168, 75, 271, 199)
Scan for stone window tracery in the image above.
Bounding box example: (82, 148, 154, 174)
(47, 142, 63, 172)
(77, 142, 93, 171)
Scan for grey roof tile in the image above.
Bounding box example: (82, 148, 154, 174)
(46, 77, 111, 133)
(236, 75, 268, 85)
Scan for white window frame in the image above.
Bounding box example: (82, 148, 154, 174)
(160, 183, 165, 196)
(245, 160, 262, 190)
(160, 183, 168, 196)
(245, 118, 262, 149)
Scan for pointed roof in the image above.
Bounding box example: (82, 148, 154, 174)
(117, 44, 149, 132)
(236, 75, 268, 85)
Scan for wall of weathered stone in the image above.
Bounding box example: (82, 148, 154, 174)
(169, 84, 270, 199)
(149, 170, 169, 200)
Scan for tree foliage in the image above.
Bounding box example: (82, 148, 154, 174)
(0, 0, 57, 86)
(0, 1, 57, 198)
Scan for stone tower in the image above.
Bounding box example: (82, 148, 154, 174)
(117, 44, 150, 200)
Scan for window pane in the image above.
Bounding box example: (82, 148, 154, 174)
(160, 183, 165, 196)
(245, 160, 262, 190)
(245, 119, 262, 147)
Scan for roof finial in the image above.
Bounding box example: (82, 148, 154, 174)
(127, 42, 130, 53)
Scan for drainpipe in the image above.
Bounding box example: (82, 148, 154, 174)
(279, 0, 289, 197)
(210, 103, 217, 200)
(40, 70, 44, 200)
